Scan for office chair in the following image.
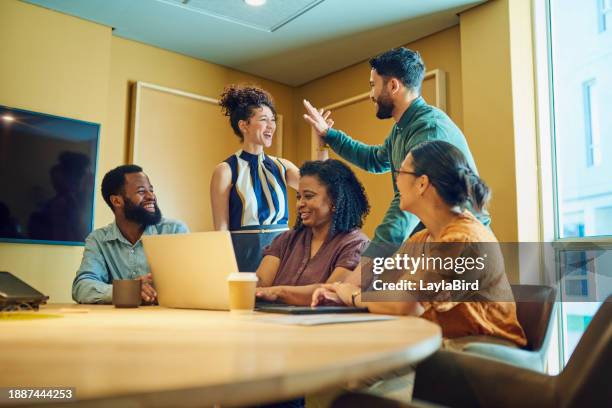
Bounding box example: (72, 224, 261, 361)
(412, 296, 611, 408)
(461, 284, 557, 372)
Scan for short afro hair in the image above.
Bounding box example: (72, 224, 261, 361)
(101, 164, 143, 211)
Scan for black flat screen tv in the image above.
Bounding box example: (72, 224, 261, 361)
(0, 105, 99, 245)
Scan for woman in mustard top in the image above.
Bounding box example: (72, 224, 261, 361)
(313, 140, 526, 348)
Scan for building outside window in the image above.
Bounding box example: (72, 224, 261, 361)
(536, 0, 612, 367)
(582, 80, 600, 168)
(598, 0, 612, 32)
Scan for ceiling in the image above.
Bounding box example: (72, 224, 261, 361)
(24, 0, 485, 86)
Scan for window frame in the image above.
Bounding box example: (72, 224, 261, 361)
(532, 0, 611, 370)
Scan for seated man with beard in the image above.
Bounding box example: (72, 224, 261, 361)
(72, 165, 188, 304)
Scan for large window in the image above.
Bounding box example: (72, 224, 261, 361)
(550, 1, 612, 240)
(537, 0, 612, 366)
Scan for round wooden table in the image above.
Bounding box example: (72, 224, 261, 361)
(0, 304, 441, 407)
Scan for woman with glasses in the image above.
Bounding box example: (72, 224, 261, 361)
(313, 140, 526, 349)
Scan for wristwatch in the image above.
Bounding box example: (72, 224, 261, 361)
(351, 289, 361, 307)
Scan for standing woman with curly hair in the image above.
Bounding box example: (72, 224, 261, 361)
(211, 85, 302, 272)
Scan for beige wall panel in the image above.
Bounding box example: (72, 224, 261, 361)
(420, 76, 440, 110)
(134, 86, 229, 231)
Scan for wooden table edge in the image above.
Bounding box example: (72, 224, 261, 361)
(35, 333, 442, 407)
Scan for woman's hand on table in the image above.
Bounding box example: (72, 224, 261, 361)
(256, 286, 283, 302)
(311, 282, 359, 307)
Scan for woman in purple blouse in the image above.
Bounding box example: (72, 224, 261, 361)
(256, 159, 370, 306)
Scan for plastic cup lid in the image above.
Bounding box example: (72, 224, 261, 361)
(227, 272, 258, 282)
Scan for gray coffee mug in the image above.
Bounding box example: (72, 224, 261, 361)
(112, 279, 141, 308)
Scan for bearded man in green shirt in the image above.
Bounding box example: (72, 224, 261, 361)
(303, 47, 489, 260)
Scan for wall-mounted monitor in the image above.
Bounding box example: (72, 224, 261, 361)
(0, 105, 99, 245)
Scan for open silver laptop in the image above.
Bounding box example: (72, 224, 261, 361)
(142, 231, 237, 310)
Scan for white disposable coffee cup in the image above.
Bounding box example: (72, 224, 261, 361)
(227, 272, 258, 312)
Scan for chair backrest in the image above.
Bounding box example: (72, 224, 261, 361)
(558, 297, 612, 408)
(511, 284, 557, 351)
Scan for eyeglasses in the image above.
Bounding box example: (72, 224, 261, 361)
(393, 170, 419, 178)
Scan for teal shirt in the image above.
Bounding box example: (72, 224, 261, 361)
(72, 218, 189, 304)
(324, 96, 490, 257)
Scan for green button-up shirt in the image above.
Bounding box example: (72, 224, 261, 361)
(325, 96, 489, 257)
(72, 218, 189, 304)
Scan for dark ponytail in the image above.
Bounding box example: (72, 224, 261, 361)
(411, 141, 490, 212)
(456, 165, 490, 212)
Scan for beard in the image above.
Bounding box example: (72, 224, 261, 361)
(123, 195, 162, 226)
(375, 91, 394, 119)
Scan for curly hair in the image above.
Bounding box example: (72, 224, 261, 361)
(218, 84, 276, 141)
(295, 159, 370, 236)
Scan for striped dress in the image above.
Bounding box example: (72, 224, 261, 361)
(224, 150, 290, 271)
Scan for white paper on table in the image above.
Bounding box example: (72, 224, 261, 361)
(256, 314, 396, 326)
